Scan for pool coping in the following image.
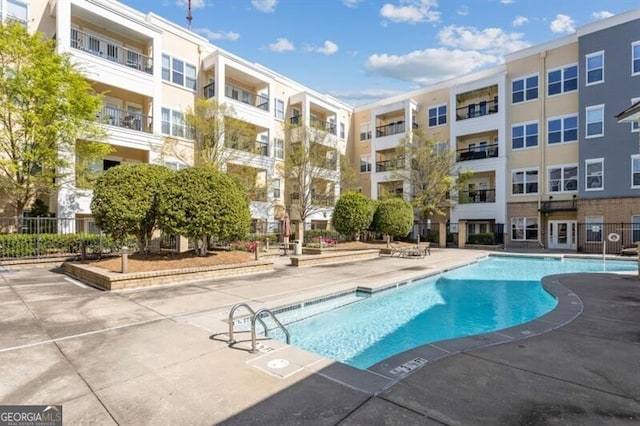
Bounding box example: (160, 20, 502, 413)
(260, 252, 637, 395)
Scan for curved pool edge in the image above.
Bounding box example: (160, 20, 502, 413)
(364, 273, 584, 382)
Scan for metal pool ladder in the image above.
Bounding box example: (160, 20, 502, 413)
(228, 302, 291, 354)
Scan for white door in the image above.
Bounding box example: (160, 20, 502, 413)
(548, 220, 576, 249)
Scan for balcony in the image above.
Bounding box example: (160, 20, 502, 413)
(97, 106, 151, 133)
(456, 144, 498, 162)
(456, 98, 498, 121)
(459, 189, 496, 204)
(376, 121, 406, 138)
(225, 83, 269, 111)
(203, 82, 215, 99)
(290, 192, 335, 207)
(539, 198, 577, 213)
(70, 29, 152, 74)
(375, 157, 405, 172)
(248, 188, 268, 202)
(227, 140, 269, 157)
(290, 116, 337, 135)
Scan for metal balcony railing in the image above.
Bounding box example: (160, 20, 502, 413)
(376, 121, 406, 137)
(228, 140, 269, 157)
(539, 198, 577, 213)
(290, 192, 335, 206)
(70, 29, 152, 74)
(459, 189, 496, 204)
(311, 117, 337, 135)
(375, 157, 405, 172)
(97, 106, 152, 133)
(203, 82, 215, 99)
(456, 144, 499, 162)
(456, 98, 498, 121)
(225, 83, 269, 111)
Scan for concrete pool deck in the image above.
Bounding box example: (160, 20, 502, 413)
(0, 249, 639, 424)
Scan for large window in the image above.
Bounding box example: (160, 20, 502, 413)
(360, 155, 371, 173)
(274, 138, 284, 159)
(585, 216, 603, 243)
(586, 51, 604, 85)
(585, 105, 604, 138)
(6, 0, 28, 27)
(428, 105, 447, 127)
(633, 41, 640, 76)
(161, 107, 192, 139)
(162, 54, 196, 90)
(585, 158, 604, 191)
(359, 122, 371, 141)
(340, 122, 345, 139)
(632, 154, 640, 188)
(273, 179, 281, 199)
(547, 64, 578, 96)
(512, 74, 538, 104)
(512, 168, 538, 195)
(512, 122, 538, 149)
(548, 165, 578, 193)
(274, 99, 284, 120)
(548, 115, 578, 144)
(511, 217, 538, 241)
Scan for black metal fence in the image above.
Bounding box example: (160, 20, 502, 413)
(577, 223, 639, 254)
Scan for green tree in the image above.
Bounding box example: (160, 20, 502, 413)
(0, 21, 110, 221)
(332, 191, 375, 240)
(157, 166, 251, 256)
(373, 196, 414, 240)
(395, 128, 472, 219)
(90, 164, 172, 254)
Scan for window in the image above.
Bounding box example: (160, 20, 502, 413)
(585, 216, 603, 243)
(633, 41, 640, 76)
(632, 154, 640, 188)
(512, 168, 538, 195)
(161, 54, 196, 90)
(586, 51, 604, 85)
(585, 105, 604, 138)
(274, 138, 284, 160)
(360, 155, 371, 173)
(548, 115, 578, 144)
(273, 179, 281, 199)
(585, 158, 604, 191)
(547, 64, 578, 96)
(631, 98, 640, 132)
(359, 122, 371, 141)
(6, 0, 28, 27)
(512, 122, 538, 149)
(274, 99, 284, 120)
(428, 105, 447, 127)
(632, 215, 640, 242)
(511, 217, 538, 241)
(512, 74, 538, 103)
(164, 160, 188, 170)
(548, 165, 578, 193)
(340, 122, 345, 139)
(161, 107, 192, 139)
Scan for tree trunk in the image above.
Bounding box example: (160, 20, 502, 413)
(197, 236, 208, 256)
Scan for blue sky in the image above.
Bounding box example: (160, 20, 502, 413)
(121, 0, 640, 105)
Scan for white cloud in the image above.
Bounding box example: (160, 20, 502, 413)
(512, 16, 528, 27)
(500, 0, 515, 4)
(268, 37, 294, 52)
(592, 10, 614, 20)
(342, 0, 363, 7)
(457, 5, 469, 16)
(329, 88, 405, 104)
(194, 28, 240, 41)
(438, 25, 529, 55)
(307, 40, 339, 55)
(366, 48, 499, 85)
(176, 0, 205, 8)
(380, 0, 441, 24)
(550, 14, 575, 33)
(251, 0, 277, 13)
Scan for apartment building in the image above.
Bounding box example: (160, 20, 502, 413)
(23, 0, 350, 233)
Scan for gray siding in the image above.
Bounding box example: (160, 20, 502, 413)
(578, 18, 640, 199)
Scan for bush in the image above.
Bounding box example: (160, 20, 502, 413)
(468, 232, 495, 245)
(245, 232, 279, 244)
(303, 229, 344, 244)
(372, 197, 414, 238)
(0, 233, 136, 258)
(229, 240, 257, 253)
(332, 191, 376, 240)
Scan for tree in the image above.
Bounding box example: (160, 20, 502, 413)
(373, 196, 414, 240)
(91, 164, 173, 254)
(282, 121, 340, 239)
(332, 191, 375, 240)
(0, 21, 110, 221)
(395, 128, 472, 220)
(157, 166, 251, 256)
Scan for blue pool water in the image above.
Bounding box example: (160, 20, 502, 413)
(268, 256, 636, 369)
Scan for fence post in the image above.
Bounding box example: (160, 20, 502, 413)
(121, 246, 129, 273)
(36, 216, 41, 258)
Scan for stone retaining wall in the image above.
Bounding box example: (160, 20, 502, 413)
(290, 249, 380, 267)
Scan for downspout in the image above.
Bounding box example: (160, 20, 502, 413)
(538, 51, 547, 248)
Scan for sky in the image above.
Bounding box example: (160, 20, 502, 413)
(120, 0, 640, 106)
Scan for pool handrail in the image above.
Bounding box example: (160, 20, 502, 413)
(228, 302, 269, 345)
(251, 308, 291, 353)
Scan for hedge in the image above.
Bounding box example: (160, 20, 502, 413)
(0, 233, 136, 259)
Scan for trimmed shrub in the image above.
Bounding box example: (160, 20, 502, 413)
(372, 197, 414, 239)
(332, 191, 376, 240)
(468, 232, 495, 245)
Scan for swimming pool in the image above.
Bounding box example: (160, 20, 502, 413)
(266, 256, 637, 369)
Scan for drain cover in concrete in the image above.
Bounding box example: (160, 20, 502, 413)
(267, 359, 290, 369)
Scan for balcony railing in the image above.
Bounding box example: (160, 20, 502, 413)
(459, 189, 496, 204)
(248, 189, 268, 202)
(376, 121, 406, 138)
(70, 29, 152, 74)
(227, 140, 269, 156)
(456, 98, 498, 121)
(359, 130, 372, 141)
(312, 159, 337, 170)
(225, 83, 269, 111)
(290, 192, 335, 206)
(203, 82, 215, 99)
(311, 117, 337, 135)
(97, 106, 152, 133)
(375, 157, 405, 172)
(539, 198, 577, 213)
(456, 144, 498, 162)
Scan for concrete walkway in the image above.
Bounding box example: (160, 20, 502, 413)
(0, 249, 639, 425)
